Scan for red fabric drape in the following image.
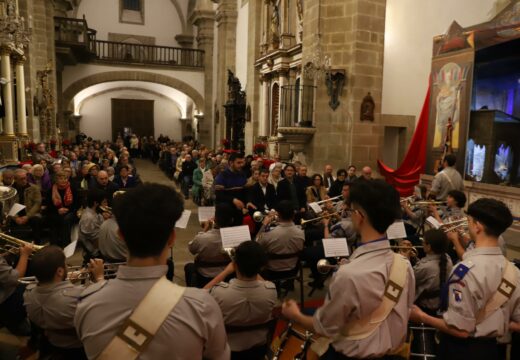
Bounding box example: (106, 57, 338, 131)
(377, 84, 431, 196)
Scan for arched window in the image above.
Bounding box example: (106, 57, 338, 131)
(271, 83, 280, 136)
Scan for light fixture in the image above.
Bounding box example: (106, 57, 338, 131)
(303, 0, 332, 81)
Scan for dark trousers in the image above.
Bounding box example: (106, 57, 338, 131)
(231, 344, 268, 360)
(50, 212, 75, 247)
(320, 346, 402, 360)
(9, 216, 44, 244)
(181, 175, 192, 198)
(0, 284, 28, 333)
(184, 263, 213, 288)
(438, 333, 501, 360)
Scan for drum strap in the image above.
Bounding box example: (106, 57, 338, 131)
(476, 259, 517, 325)
(97, 276, 185, 360)
(312, 253, 409, 355)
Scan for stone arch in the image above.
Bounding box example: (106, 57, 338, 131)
(62, 71, 204, 114)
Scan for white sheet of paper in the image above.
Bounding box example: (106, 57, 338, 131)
(8, 203, 26, 217)
(64, 241, 77, 258)
(386, 221, 407, 239)
(322, 238, 350, 257)
(309, 202, 323, 214)
(175, 210, 191, 229)
(220, 225, 251, 249)
(198, 207, 215, 222)
(425, 216, 442, 229)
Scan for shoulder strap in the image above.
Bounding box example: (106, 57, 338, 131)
(440, 170, 455, 189)
(476, 259, 518, 324)
(98, 277, 185, 360)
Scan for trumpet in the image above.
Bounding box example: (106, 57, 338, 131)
(314, 195, 343, 206)
(300, 211, 341, 226)
(410, 200, 447, 207)
(0, 232, 45, 257)
(440, 217, 468, 234)
(99, 205, 112, 215)
(18, 262, 126, 285)
(252, 210, 277, 223)
(400, 196, 415, 206)
(317, 259, 341, 274)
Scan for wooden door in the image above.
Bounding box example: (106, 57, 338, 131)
(111, 98, 154, 140)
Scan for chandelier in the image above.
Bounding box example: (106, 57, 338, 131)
(303, 0, 331, 81)
(0, 0, 31, 52)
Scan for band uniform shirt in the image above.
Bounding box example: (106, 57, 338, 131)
(189, 229, 231, 278)
(442, 247, 520, 338)
(24, 281, 84, 348)
(313, 240, 415, 358)
(430, 166, 464, 201)
(210, 279, 278, 351)
(78, 207, 104, 255)
(257, 222, 305, 272)
(74, 265, 230, 360)
(98, 217, 128, 261)
(0, 256, 19, 303)
(414, 254, 453, 311)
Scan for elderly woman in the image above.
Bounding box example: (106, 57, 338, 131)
(268, 164, 283, 191)
(306, 173, 328, 203)
(201, 163, 221, 206)
(27, 164, 52, 196)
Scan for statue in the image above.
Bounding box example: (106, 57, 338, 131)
(271, 4, 280, 48)
(326, 71, 346, 111)
(360, 92, 375, 121)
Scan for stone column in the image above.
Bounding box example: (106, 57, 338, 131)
(190, 0, 216, 148)
(1, 49, 15, 136)
(15, 58, 28, 136)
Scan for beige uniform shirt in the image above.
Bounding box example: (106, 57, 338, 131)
(210, 279, 278, 351)
(430, 167, 464, 200)
(189, 229, 230, 278)
(98, 217, 128, 261)
(0, 257, 19, 303)
(257, 222, 304, 271)
(24, 281, 84, 348)
(414, 254, 453, 311)
(74, 265, 230, 360)
(313, 240, 415, 358)
(442, 247, 520, 338)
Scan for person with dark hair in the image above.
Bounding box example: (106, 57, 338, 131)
(79, 189, 109, 259)
(215, 152, 247, 226)
(247, 168, 277, 213)
(283, 179, 415, 359)
(306, 173, 328, 203)
(276, 164, 306, 218)
(185, 202, 234, 288)
(113, 165, 138, 189)
(257, 200, 304, 280)
(413, 229, 453, 315)
(328, 169, 347, 198)
(429, 154, 463, 201)
(24, 246, 104, 359)
(411, 198, 520, 360)
(181, 154, 197, 199)
(74, 183, 230, 359)
(296, 165, 312, 189)
(429, 189, 466, 226)
(205, 241, 277, 360)
(346, 165, 357, 183)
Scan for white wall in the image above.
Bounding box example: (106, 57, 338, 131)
(382, 0, 504, 120)
(75, 0, 186, 47)
(79, 89, 182, 141)
(235, 0, 249, 87)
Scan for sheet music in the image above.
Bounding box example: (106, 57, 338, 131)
(308, 202, 323, 214)
(425, 216, 442, 229)
(220, 225, 251, 248)
(322, 238, 350, 257)
(8, 203, 25, 217)
(386, 221, 407, 239)
(198, 207, 215, 222)
(175, 210, 191, 229)
(64, 241, 77, 258)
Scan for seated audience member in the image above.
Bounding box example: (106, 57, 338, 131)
(345, 165, 357, 183)
(74, 183, 230, 359)
(24, 246, 105, 360)
(113, 165, 138, 189)
(323, 164, 334, 189)
(1, 169, 15, 186)
(296, 165, 312, 189)
(33, 142, 54, 164)
(202, 163, 220, 206)
(106, 166, 115, 182)
(79, 189, 110, 259)
(268, 165, 282, 191)
(0, 243, 33, 335)
(90, 170, 119, 204)
(192, 157, 207, 205)
(8, 169, 43, 244)
(276, 164, 306, 217)
(98, 216, 128, 263)
(306, 174, 328, 203)
(47, 171, 79, 247)
(256, 200, 305, 280)
(328, 169, 347, 198)
(185, 203, 234, 288)
(27, 165, 52, 196)
(247, 169, 277, 213)
(206, 241, 277, 360)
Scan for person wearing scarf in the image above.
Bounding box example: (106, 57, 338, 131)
(47, 171, 78, 247)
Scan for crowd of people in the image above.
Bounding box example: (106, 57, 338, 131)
(0, 134, 519, 360)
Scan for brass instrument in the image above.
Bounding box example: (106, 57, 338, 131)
(99, 205, 112, 215)
(0, 232, 45, 257)
(410, 200, 447, 207)
(300, 211, 341, 226)
(440, 217, 468, 233)
(252, 210, 277, 223)
(400, 196, 415, 206)
(313, 195, 343, 206)
(18, 262, 125, 285)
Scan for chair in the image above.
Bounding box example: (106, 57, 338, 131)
(262, 253, 305, 309)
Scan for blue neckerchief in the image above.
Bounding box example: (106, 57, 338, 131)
(356, 236, 388, 248)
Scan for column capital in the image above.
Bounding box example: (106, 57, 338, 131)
(0, 45, 12, 56)
(13, 55, 26, 65)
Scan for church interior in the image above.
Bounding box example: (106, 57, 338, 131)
(0, 0, 520, 359)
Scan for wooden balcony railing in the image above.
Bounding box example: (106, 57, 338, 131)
(55, 16, 97, 48)
(92, 40, 204, 68)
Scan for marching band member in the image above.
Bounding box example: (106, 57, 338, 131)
(98, 216, 128, 263)
(283, 180, 415, 359)
(74, 184, 230, 360)
(24, 246, 105, 359)
(205, 241, 277, 360)
(414, 229, 453, 315)
(429, 189, 466, 223)
(429, 154, 464, 201)
(411, 198, 520, 360)
(79, 189, 110, 260)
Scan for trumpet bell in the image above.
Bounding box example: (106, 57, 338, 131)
(252, 211, 264, 223)
(317, 259, 339, 274)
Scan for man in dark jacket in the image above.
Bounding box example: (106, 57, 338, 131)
(90, 170, 119, 205)
(181, 154, 198, 199)
(215, 153, 247, 226)
(276, 164, 306, 220)
(247, 169, 277, 212)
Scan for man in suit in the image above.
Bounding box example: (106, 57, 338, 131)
(277, 165, 306, 221)
(247, 169, 277, 213)
(323, 164, 335, 189)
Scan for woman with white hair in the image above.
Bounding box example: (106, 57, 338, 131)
(268, 164, 283, 191)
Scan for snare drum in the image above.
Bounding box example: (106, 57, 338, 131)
(271, 322, 319, 360)
(410, 324, 437, 359)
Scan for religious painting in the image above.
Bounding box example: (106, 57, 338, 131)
(432, 62, 471, 149)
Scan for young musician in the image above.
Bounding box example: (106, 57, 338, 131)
(282, 180, 415, 359)
(411, 198, 520, 360)
(429, 154, 464, 201)
(215, 153, 247, 226)
(74, 184, 230, 359)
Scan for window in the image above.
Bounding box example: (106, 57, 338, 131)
(120, 0, 144, 25)
(123, 0, 141, 11)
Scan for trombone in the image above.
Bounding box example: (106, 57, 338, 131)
(300, 211, 342, 226)
(313, 195, 343, 206)
(0, 232, 45, 257)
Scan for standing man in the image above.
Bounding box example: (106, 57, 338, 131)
(323, 164, 334, 189)
(411, 198, 520, 360)
(429, 154, 464, 201)
(282, 180, 415, 359)
(181, 154, 197, 200)
(74, 184, 230, 359)
(277, 164, 306, 218)
(215, 153, 247, 226)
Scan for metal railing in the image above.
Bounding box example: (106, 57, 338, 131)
(55, 16, 96, 47)
(280, 85, 316, 127)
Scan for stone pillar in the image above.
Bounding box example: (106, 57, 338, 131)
(15, 58, 28, 136)
(190, 0, 215, 148)
(1, 49, 15, 136)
